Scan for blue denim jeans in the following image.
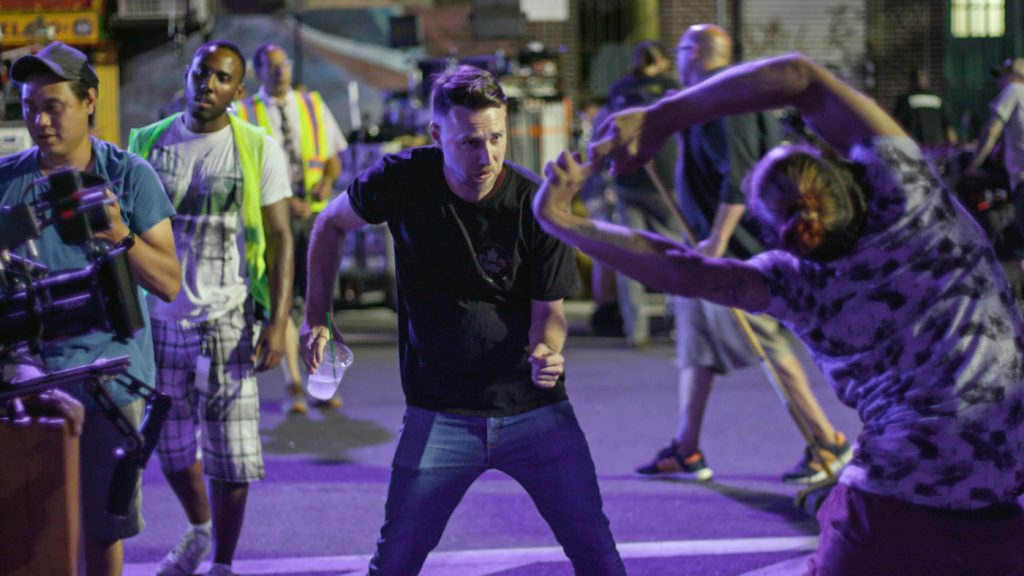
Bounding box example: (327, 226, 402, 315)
(368, 401, 625, 575)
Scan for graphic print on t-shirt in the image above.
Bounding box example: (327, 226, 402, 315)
(477, 243, 511, 281)
(150, 144, 245, 285)
(145, 121, 251, 321)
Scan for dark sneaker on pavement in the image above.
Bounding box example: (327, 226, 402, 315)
(636, 444, 714, 481)
(782, 431, 854, 484)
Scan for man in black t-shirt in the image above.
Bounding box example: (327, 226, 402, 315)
(893, 68, 957, 147)
(301, 66, 625, 575)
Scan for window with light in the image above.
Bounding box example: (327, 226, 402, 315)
(951, 0, 1005, 38)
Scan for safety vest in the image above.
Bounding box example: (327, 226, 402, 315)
(237, 90, 331, 213)
(127, 112, 271, 311)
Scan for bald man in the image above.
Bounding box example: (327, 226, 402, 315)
(635, 24, 852, 484)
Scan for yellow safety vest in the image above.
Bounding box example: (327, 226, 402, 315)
(237, 90, 331, 213)
(127, 113, 271, 311)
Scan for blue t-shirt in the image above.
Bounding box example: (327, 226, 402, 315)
(0, 138, 175, 410)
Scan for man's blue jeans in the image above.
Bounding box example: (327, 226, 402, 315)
(367, 401, 626, 575)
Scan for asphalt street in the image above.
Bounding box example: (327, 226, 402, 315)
(122, 301, 864, 576)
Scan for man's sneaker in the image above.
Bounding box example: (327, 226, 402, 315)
(155, 528, 212, 575)
(285, 382, 308, 415)
(782, 431, 854, 484)
(207, 564, 237, 576)
(635, 444, 714, 481)
(312, 394, 343, 409)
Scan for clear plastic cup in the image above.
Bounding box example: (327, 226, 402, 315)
(307, 342, 353, 401)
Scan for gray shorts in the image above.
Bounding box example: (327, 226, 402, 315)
(81, 399, 145, 541)
(673, 297, 798, 373)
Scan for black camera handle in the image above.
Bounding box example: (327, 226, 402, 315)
(84, 364, 172, 517)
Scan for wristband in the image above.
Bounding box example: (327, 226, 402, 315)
(117, 230, 136, 251)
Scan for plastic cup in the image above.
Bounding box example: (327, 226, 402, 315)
(307, 342, 353, 401)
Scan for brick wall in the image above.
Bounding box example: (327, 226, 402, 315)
(660, 0, 724, 51)
(867, 0, 946, 110)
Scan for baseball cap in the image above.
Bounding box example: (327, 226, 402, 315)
(10, 41, 99, 88)
(990, 57, 1024, 79)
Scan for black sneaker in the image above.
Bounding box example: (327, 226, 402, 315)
(782, 432, 853, 484)
(636, 445, 714, 481)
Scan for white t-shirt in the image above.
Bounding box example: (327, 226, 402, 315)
(146, 117, 291, 321)
(992, 82, 1024, 188)
(750, 137, 1024, 509)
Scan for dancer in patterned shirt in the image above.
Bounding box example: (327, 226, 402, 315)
(534, 52, 1024, 576)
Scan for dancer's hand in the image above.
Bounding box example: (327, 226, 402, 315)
(529, 342, 564, 389)
(534, 151, 593, 223)
(588, 107, 669, 177)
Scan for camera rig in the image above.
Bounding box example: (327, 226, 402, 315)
(0, 167, 171, 517)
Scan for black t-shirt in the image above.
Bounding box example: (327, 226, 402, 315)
(678, 110, 781, 259)
(893, 89, 952, 146)
(347, 146, 580, 415)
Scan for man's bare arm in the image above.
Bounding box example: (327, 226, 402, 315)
(534, 153, 770, 312)
(301, 192, 368, 370)
(591, 53, 907, 174)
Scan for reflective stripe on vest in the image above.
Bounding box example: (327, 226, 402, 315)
(127, 112, 271, 311)
(239, 90, 330, 213)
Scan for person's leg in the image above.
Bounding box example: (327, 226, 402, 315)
(209, 480, 249, 565)
(152, 319, 213, 575)
(771, 354, 836, 446)
(79, 398, 145, 576)
(198, 306, 266, 569)
(496, 403, 626, 576)
(284, 215, 312, 413)
(83, 538, 122, 576)
(164, 461, 211, 524)
(738, 313, 850, 483)
(369, 408, 486, 575)
(673, 366, 715, 453)
(636, 297, 720, 479)
(613, 194, 650, 346)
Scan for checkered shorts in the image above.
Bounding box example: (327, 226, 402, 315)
(152, 305, 265, 483)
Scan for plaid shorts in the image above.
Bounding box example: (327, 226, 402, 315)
(152, 305, 265, 483)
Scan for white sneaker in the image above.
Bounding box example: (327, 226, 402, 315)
(155, 528, 212, 575)
(207, 564, 237, 576)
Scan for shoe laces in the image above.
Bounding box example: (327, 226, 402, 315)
(169, 529, 210, 561)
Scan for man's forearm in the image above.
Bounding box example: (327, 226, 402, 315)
(969, 118, 1004, 172)
(305, 213, 346, 328)
(125, 233, 181, 302)
(265, 230, 294, 324)
(647, 55, 819, 143)
(323, 155, 341, 186)
(529, 302, 567, 354)
(537, 207, 696, 296)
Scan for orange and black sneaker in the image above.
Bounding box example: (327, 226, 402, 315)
(635, 444, 714, 481)
(781, 431, 853, 484)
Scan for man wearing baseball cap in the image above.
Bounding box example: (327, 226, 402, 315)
(2, 41, 180, 575)
(968, 57, 1024, 308)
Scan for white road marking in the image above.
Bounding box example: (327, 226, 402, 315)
(124, 535, 818, 575)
